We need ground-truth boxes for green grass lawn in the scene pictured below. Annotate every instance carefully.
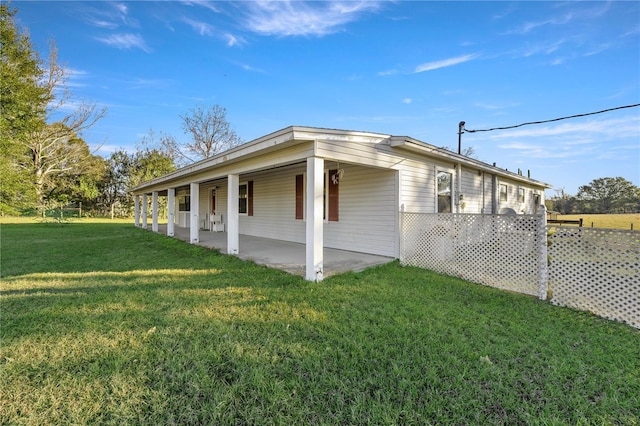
[1,222,638,425]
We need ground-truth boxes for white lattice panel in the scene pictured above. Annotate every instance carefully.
[548,227,640,329]
[400,213,546,297]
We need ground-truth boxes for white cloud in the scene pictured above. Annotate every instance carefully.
[83,2,138,29]
[95,33,151,52]
[402,98,412,104]
[183,18,215,36]
[241,0,384,37]
[180,0,221,13]
[486,115,640,159]
[509,13,574,35]
[65,68,90,88]
[378,69,399,76]
[114,3,128,15]
[486,116,640,141]
[414,53,480,73]
[225,33,246,47]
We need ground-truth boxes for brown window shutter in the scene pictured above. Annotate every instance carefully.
[248,181,254,216]
[295,174,304,220]
[328,169,339,221]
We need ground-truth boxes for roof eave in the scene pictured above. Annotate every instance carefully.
[389,136,552,189]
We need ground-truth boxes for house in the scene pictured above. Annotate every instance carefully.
[130,126,551,281]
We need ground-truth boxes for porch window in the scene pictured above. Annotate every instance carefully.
[518,187,525,203]
[178,196,190,212]
[238,181,254,216]
[437,171,452,213]
[500,184,508,202]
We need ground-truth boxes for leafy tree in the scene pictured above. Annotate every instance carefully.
[45,141,108,212]
[99,144,176,218]
[161,104,242,166]
[26,44,106,210]
[0,3,48,213]
[576,177,640,213]
[99,149,133,217]
[549,188,577,214]
[0,5,106,214]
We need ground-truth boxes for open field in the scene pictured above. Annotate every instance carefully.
[1,222,639,424]
[555,213,640,230]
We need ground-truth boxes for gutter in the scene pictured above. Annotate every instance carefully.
[388,136,552,189]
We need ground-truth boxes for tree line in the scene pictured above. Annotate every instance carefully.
[548,177,640,214]
[1,4,241,218]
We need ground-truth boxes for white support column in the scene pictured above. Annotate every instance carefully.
[142,194,148,229]
[167,188,175,237]
[151,191,159,232]
[134,195,140,227]
[227,174,239,255]
[190,183,200,244]
[306,157,324,281]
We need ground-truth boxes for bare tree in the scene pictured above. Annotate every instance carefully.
[178,104,242,162]
[441,144,477,158]
[25,42,106,208]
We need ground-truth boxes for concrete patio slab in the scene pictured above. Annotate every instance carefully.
[154,225,393,278]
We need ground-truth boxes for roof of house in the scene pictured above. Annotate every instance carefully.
[130,125,551,192]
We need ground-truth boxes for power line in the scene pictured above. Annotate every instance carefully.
[462,103,640,134]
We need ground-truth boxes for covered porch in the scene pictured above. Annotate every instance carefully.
[155,224,393,278]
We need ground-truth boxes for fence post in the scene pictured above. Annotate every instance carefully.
[537,204,549,300]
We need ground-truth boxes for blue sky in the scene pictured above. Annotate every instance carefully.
[15,0,640,196]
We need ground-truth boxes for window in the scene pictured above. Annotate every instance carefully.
[437,171,452,213]
[499,184,508,202]
[238,181,253,216]
[294,171,339,221]
[178,196,190,212]
[518,188,525,203]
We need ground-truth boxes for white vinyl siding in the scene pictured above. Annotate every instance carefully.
[235,163,397,257]
[239,164,306,243]
[323,164,396,257]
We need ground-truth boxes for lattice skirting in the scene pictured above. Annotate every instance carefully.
[400,213,544,297]
[548,227,640,329]
[400,212,639,329]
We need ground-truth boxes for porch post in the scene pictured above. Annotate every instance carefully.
[306,157,324,281]
[227,174,239,254]
[167,188,175,237]
[151,191,159,232]
[134,195,140,227]
[142,194,148,229]
[190,182,200,244]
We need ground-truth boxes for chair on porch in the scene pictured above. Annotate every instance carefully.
[210,214,224,232]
